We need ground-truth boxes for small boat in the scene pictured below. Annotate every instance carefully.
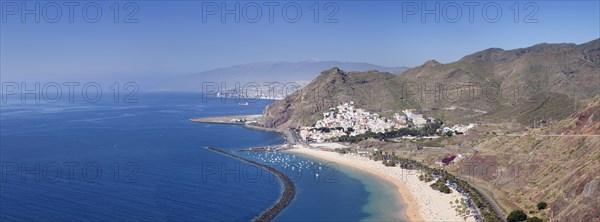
[238,102,249,106]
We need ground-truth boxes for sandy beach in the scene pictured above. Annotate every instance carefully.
[286,147,476,222]
[190,114,476,221]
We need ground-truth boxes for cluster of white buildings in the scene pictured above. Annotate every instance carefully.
[442,123,477,134]
[403,109,429,126]
[299,102,434,142]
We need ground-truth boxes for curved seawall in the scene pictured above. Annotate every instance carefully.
[206,147,295,222]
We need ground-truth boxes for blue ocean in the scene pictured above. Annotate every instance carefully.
[0,92,405,221]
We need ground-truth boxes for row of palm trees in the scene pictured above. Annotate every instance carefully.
[336,120,444,143]
[371,151,503,222]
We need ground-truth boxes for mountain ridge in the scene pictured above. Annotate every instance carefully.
[263,38,600,129]
[160,61,408,91]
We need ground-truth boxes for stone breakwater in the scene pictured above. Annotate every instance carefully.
[205,147,296,222]
[190,115,262,125]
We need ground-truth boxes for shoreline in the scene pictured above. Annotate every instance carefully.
[191,115,474,221]
[189,115,298,145]
[286,148,423,222]
[243,124,299,146]
[286,147,476,222]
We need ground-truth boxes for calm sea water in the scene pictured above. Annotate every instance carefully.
[0,92,405,221]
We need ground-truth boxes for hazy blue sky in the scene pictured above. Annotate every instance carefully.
[1,1,599,81]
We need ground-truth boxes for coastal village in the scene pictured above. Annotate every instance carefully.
[191,103,516,222]
[299,101,474,143]
[293,102,485,221]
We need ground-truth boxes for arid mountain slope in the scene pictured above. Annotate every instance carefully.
[397,39,599,124]
[457,98,599,222]
[263,68,415,128]
[263,39,600,129]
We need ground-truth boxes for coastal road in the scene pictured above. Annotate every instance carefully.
[477,186,506,222]
[464,176,507,222]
